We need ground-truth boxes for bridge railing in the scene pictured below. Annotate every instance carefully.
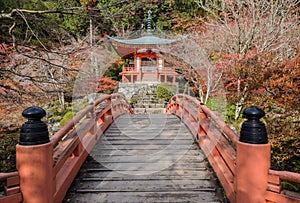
[166,94,300,203]
[0,171,21,203]
[267,169,300,202]
[0,93,133,203]
[166,94,237,202]
[51,93,133,202]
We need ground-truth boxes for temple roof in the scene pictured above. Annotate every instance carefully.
[107,34,181,47]
[107,10,186,51]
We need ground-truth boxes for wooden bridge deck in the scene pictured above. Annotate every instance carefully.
[63,114,224,202]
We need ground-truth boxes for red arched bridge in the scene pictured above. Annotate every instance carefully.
[0,94,299,203]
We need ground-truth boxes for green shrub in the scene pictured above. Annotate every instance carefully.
[156,84,176,101]
[59,111,74,128]
[130,96,137,104]
[0,131,19,172]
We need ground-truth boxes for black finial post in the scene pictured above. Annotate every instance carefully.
[240,106,268,144]
[20,106,50,145]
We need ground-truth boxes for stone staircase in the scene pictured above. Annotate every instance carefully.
[131,84,165,114]
[64,114,224,202]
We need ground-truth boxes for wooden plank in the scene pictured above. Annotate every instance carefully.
[91,155,205,163]
[80,169,210,178]
[267,183,282,193]
[4,186,20,196]
[89,159,204,164]
[6,176,19,187]
[281,190,300,199]
[98,139,193,145]
[105,129,189,135]
[91,144,196,150]
[84,167,208,172]
[0,193,22,203]
[266,191,300,203]
[103,133,191,139]
[268,174,280,185]
[88,149,201,156]
[269,169,300,184]
[200,119,236,175]
[81,162,209,171]
[73,179,216,191]
[75,188,216,193]
[0,172,18,182]
[200,139,235,202]
[64,191,220,203]
[53,118,93,158]
[103,134,191,139]
[81,176,211,181]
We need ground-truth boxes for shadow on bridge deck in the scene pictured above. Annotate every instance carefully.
[63,114,226,203]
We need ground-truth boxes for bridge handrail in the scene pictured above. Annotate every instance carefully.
[94,94,111,106]
[0,171,18,181]
[0,171,21,202]
[6,93,132,203]
[269,169,300,184]
[50,104,94,147]
[166,93,237,202]
[50,94,130,147]
[167,94,238,144]
[51,93,132,202]
[200,104,239,144]
[267,169,300,201]
[166,94,300,203]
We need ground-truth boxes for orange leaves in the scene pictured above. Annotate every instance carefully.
[114,58,124,66]
[221,50,300,116]
[261,55,300,107]
[80,0,97,7]
[96,77,118,94]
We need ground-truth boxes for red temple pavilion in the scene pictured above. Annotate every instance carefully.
[108,11,184,84]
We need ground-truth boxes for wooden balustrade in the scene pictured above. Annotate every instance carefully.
[165,94,300,203]
[51,93,133,202]
[0,171,21,203]
[121,66,177,83]
[165,94,237,202]
[267,170,300,202]
[0,93,133,203]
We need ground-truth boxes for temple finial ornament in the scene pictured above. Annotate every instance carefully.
[147,10,152,35]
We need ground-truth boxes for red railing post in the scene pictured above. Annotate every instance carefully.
[197,105,207,141]
[235,106,270,203]
[16,106,54,203]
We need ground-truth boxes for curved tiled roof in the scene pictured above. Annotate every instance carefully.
[107,34,182,46]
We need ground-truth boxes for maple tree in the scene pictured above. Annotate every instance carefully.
[96,77,118,94]
[252,55,299,172]
[195,0,299,119]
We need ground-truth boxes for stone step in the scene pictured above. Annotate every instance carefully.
[134,104,165,108]
[135,99,164,103]
[122,83,167,115]
[134,108,164,114]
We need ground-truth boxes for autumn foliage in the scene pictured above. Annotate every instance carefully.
[96,77,118,94]
[222,53,300,173]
